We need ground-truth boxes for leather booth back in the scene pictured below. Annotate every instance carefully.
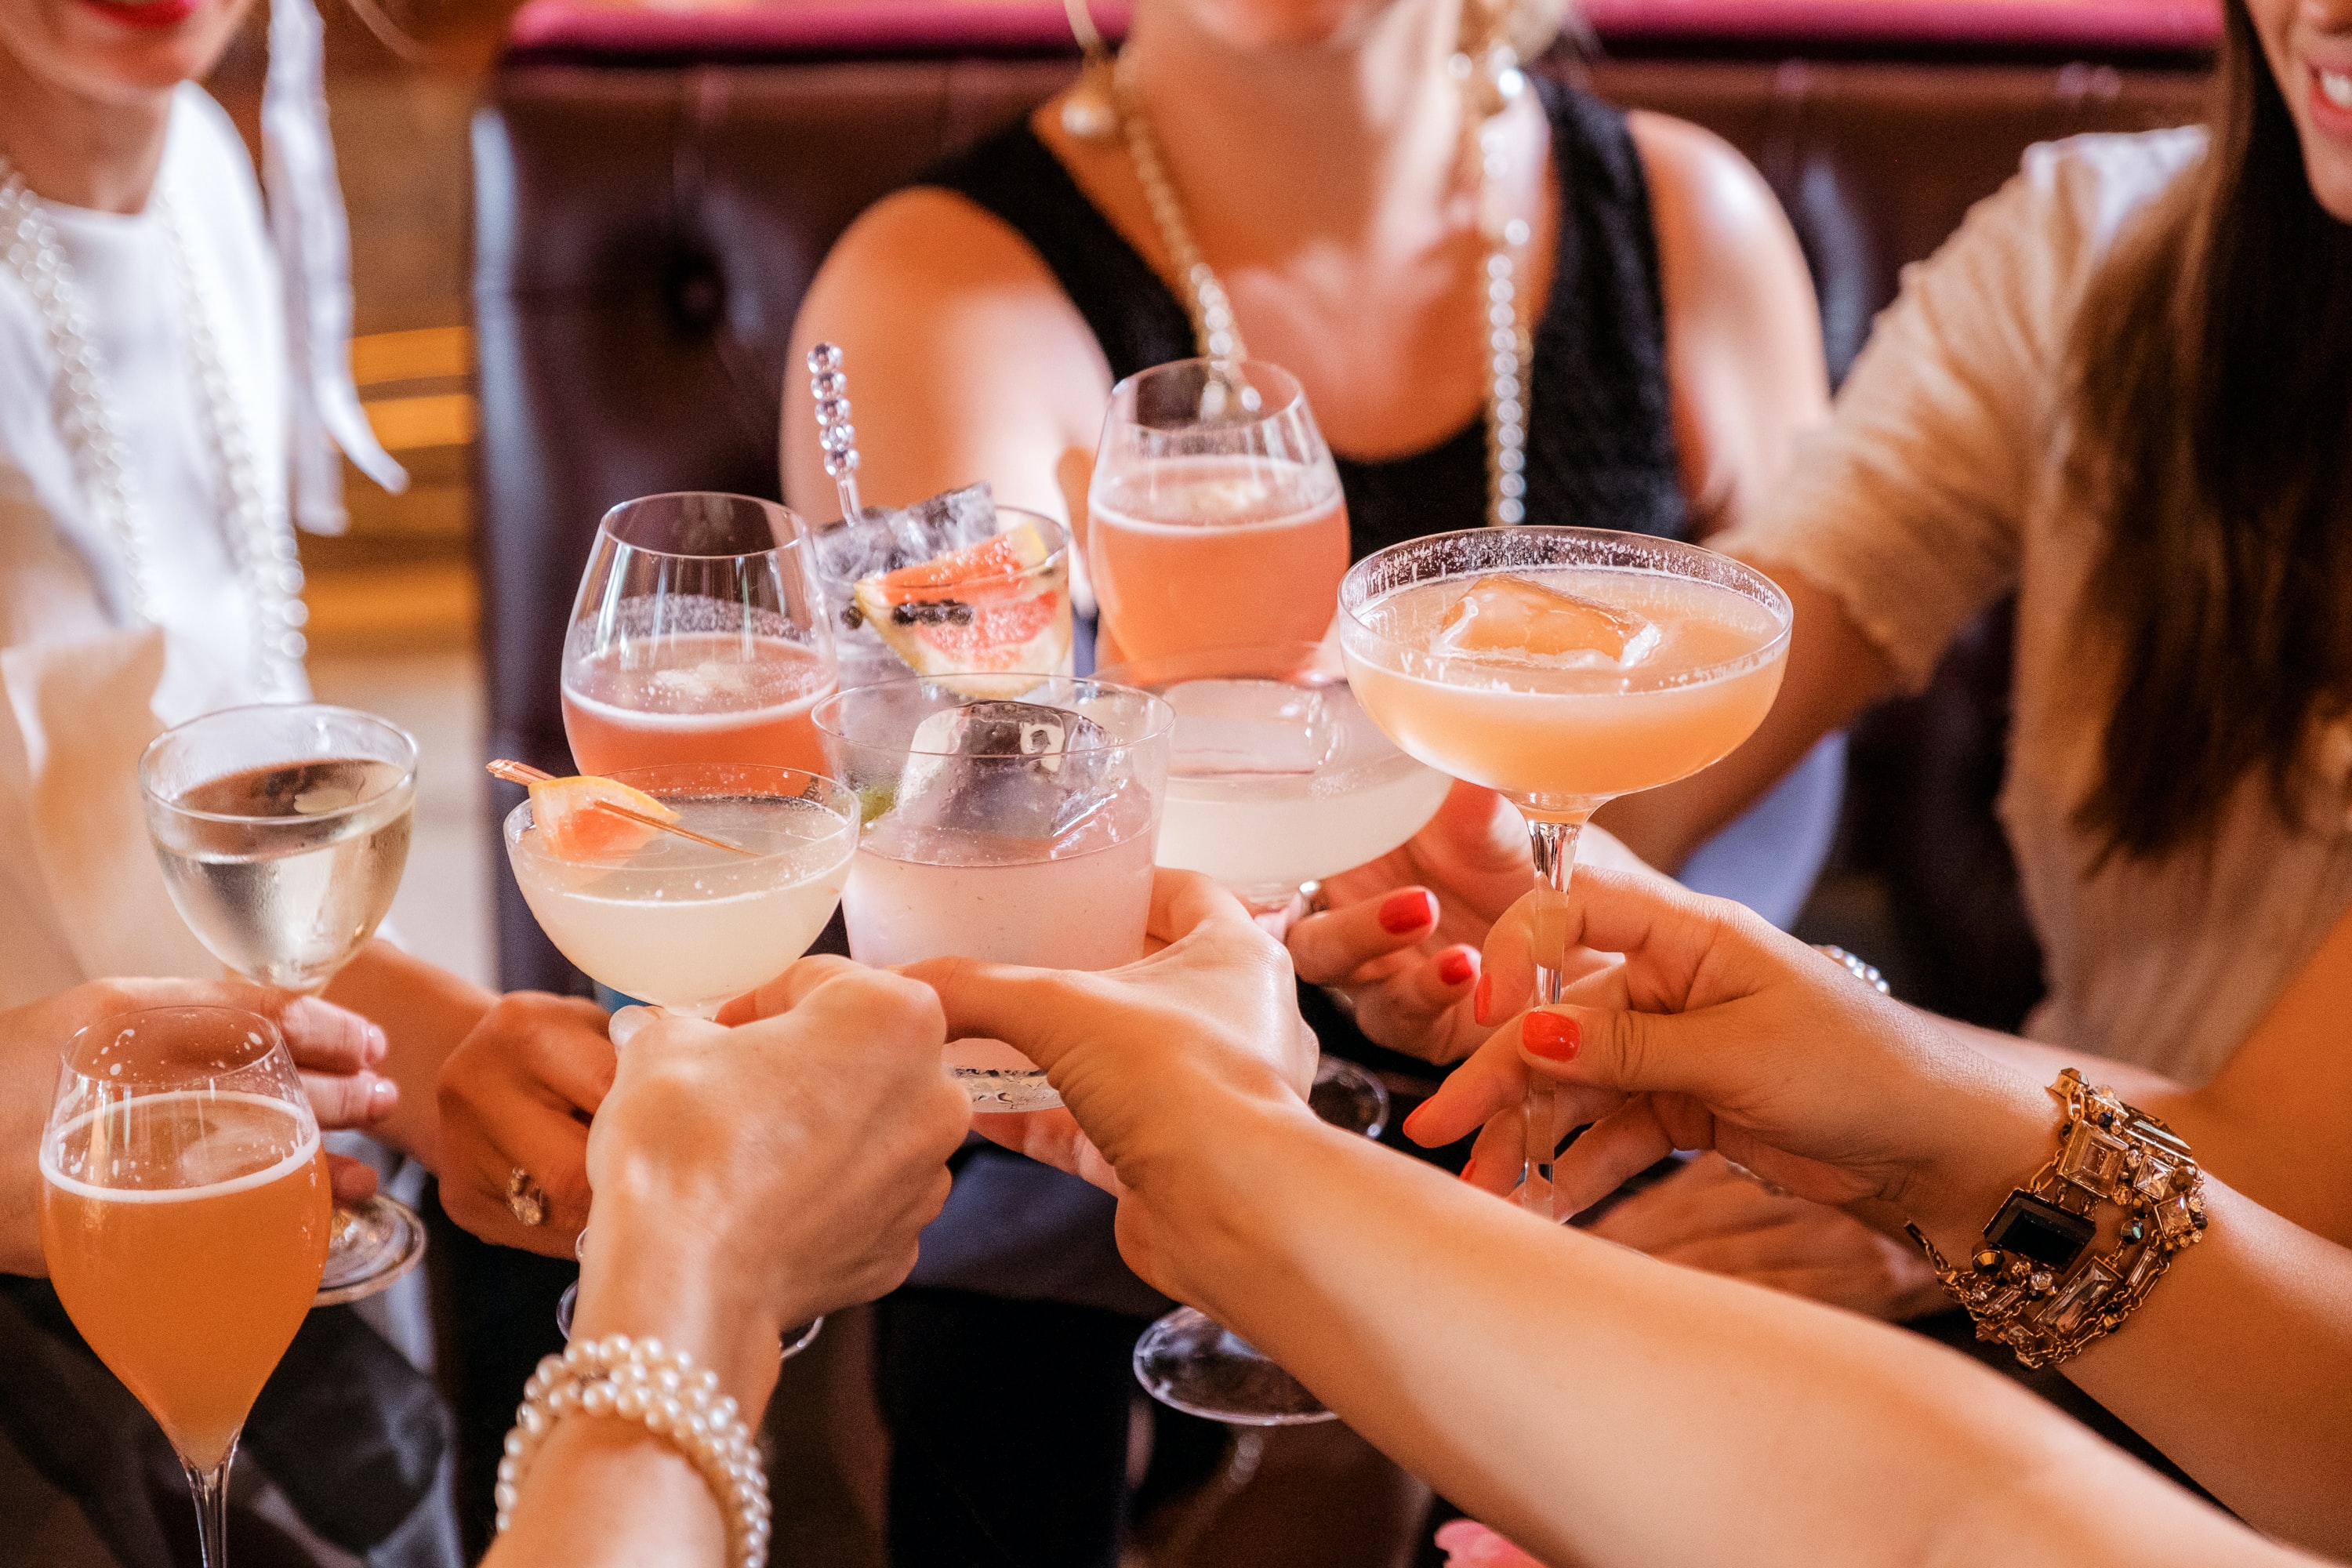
[473,45,2207,1009]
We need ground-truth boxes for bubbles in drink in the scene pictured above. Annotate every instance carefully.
[1165,679,1340,778]
[151,760,413,993]
[1436,574,1662,667]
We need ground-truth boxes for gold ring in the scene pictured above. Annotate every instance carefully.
[506,1166,548,1227]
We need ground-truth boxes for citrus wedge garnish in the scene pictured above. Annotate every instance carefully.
[528,775,680,860]
[853,521,1072,699]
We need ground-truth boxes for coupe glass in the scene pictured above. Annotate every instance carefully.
[1087,359,1349,662]
[561,492,837,775]
[815,674,1172,1111]
[503,760,860,1350]
[1340,528,1791,1217]
[41,1005,333,1566]
[139,703,425,1304]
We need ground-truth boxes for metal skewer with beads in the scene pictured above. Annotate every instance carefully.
[808,343,865,523]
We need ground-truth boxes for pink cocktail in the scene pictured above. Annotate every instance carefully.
[815,675,1172,1110]
[562,631,835,776]
[1087,359,1349,661]
[1341,528,1791,1215]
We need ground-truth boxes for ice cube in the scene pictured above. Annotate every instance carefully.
[1164,679,1338,778]
[1436,574,1661,666]
[809,483,1001,611]
[891,700,1120,842]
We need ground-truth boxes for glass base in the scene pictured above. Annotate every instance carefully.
[555,1283,823,1360]
[314,1194,429,1306]
[1308,1057,1389,1139]
[954,1065,1063,1111]
[1133,1307,1336,1426]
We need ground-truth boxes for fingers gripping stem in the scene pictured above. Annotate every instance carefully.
[1521,815,1585,1221]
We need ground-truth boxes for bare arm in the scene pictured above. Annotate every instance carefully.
[323,938,495,1174]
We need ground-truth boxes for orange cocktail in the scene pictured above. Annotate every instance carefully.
[40,1007,334,1566]
[1341,529,1792,1217]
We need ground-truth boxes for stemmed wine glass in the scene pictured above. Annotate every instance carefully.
[499,760,861,1353]
[41,1004,336,1566]
[1087,359,1351,662]
[561,492,837,776]
[1096,641,1443,1421]
[139,702,426,1302]
[1339,528,1792,1216]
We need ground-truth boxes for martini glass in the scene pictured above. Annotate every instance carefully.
[1087,359,1350,661]
[503,760,860,1349]
[139,702,426,1304]
[1339,528,1791,1218]
[1097,642,1439,1421]
[41,1005,333,1566]
[561,492,838,775]
[815,675,1171,1111]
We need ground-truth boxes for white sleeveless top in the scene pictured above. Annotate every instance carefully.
[0,85,306,1007]
[1719,128,2352,1088]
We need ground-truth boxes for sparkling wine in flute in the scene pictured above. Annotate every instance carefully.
[150,758,414,994]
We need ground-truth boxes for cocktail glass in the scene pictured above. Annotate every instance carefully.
[814,674,1172,1111]
[139,702,425,1305]
[1087,359,1350,662]
[504,760,860,1348]
[561,492,838,776]
[1339,528,1792,1218]
[809,505,1076,692]
[1097,641,1439,1421]
[42,1005,334,1566]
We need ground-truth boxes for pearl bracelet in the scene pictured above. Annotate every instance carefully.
[496,1333,771,1568]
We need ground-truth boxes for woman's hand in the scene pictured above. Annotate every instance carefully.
[576,968,970,1407]
[902,869,1320,1294]
[0,977,396,1273]
[434,993,618,1256]
[1407,869,2058,1262]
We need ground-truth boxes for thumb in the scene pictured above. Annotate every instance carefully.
[897,956,1083,1073]
[1522,1000,1711,1101]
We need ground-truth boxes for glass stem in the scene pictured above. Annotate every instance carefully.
[1521,813,1587,1221]
[185,1443,236,1568]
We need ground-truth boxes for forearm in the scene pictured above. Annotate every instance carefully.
[481,1420,726,1568]
[1149,1111,2264,1568]
[323,940,495,1173]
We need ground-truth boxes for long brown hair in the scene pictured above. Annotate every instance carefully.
[2068,0,2352,862]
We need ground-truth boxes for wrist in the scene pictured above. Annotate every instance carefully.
[1899,1065,2067,1263]
[574,1205,785,1415]
[1125,1094,1338,1310]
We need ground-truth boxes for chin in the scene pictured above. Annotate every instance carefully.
[2303,154,2352,224]
[1176,0,1398,52]
[5,0,249,102]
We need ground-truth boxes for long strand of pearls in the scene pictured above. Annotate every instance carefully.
[497,1333,771,1568]
[1098,37,1534,528]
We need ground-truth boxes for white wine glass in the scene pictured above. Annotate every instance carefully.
[139,702,426,1304]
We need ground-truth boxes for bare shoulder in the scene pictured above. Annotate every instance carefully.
[1624,111,1799,267]
[786,185,1109,513]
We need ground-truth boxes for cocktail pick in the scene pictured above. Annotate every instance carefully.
[808,343,866,523]
[485,759,757,858]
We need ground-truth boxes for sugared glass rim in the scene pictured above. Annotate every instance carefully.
[138,702,419,829]
[1338,525,1794,694]
[503,763,860,871]
[811,673,1174,756]
[805,503,1071,591]
[597,491,812,564]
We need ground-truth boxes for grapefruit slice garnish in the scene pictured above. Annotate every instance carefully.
[528,775,680,860]
[854,521,1073,698]
[1437,574,1661,666]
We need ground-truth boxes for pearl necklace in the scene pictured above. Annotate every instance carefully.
[0,157,310,697]
[1073,37,1535,527]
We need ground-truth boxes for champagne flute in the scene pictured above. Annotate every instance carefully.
[1340,528,1792,1216]
[1087,359,1350,662]
[561,492,838,775]
[139,702,426,1303]
[41,1004,334,1567]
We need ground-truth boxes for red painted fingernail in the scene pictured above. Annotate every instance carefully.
[1461,1156,1481,1184]
[1402,1101,1430,1141]
[1437,948,1477,987]
[1379,889,1438,935]
[1523,1011,1579,1060]
[1473,971,1494,1026]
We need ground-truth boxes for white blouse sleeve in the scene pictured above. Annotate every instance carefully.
[1713,129,2205,691]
